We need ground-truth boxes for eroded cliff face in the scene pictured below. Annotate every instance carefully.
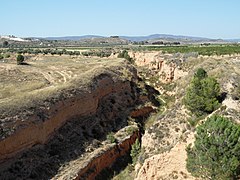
[130,51,199,180]
[129,51,187,83]
[75,130,140,180]
[0,76,133,161]
[133,53,240,180]
[0,63,151,179]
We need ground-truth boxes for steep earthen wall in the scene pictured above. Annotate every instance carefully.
[76,131,140,180]
[129,51,187,83]
[130,106,155,118]
[0,77,131,162]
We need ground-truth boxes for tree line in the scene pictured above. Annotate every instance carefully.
[0,48,114,57]
[184,68,240,179]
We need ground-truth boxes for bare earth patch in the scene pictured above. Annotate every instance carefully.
[136,133,196,180]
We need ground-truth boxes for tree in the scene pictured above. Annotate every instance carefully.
[118,50,134,63]
[184,68,220,116]
[3,41,9,47]
[186,115,240,179]
[16,54,25,65]
[194,68,207,79]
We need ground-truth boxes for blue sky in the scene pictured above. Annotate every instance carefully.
[0,0,239,38]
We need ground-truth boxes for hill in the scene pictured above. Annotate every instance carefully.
[42,34,234,43]
[1,34,239,45]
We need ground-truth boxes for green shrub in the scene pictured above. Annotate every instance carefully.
[186,115,240,179]
[16,54,25,65]
[184,68,220,116]
[81,50,111,57]
[5,54,10,58]
[130,139,141,164]
[187,115,206,127]
[118,50,134,63]
[107,132,117,143]
[126,126,137,135]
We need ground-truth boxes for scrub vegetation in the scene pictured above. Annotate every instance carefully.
[187,115,240,180]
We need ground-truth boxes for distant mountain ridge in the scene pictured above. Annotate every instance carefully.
[43,34,240,43]
[120,34,210,42]
[44,35,104,41]
[1,34,239,43]
[227,39,240,42]
[43,34,211,42]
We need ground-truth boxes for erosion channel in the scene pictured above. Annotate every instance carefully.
[0,59,160,180]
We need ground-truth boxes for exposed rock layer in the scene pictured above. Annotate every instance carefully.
[0,62,153,180]
[129,51,187,83]
[0,76,133,162]
[133,54,240,180]
[76,131,140,180]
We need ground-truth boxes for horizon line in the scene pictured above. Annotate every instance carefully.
[1,33,239,40]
